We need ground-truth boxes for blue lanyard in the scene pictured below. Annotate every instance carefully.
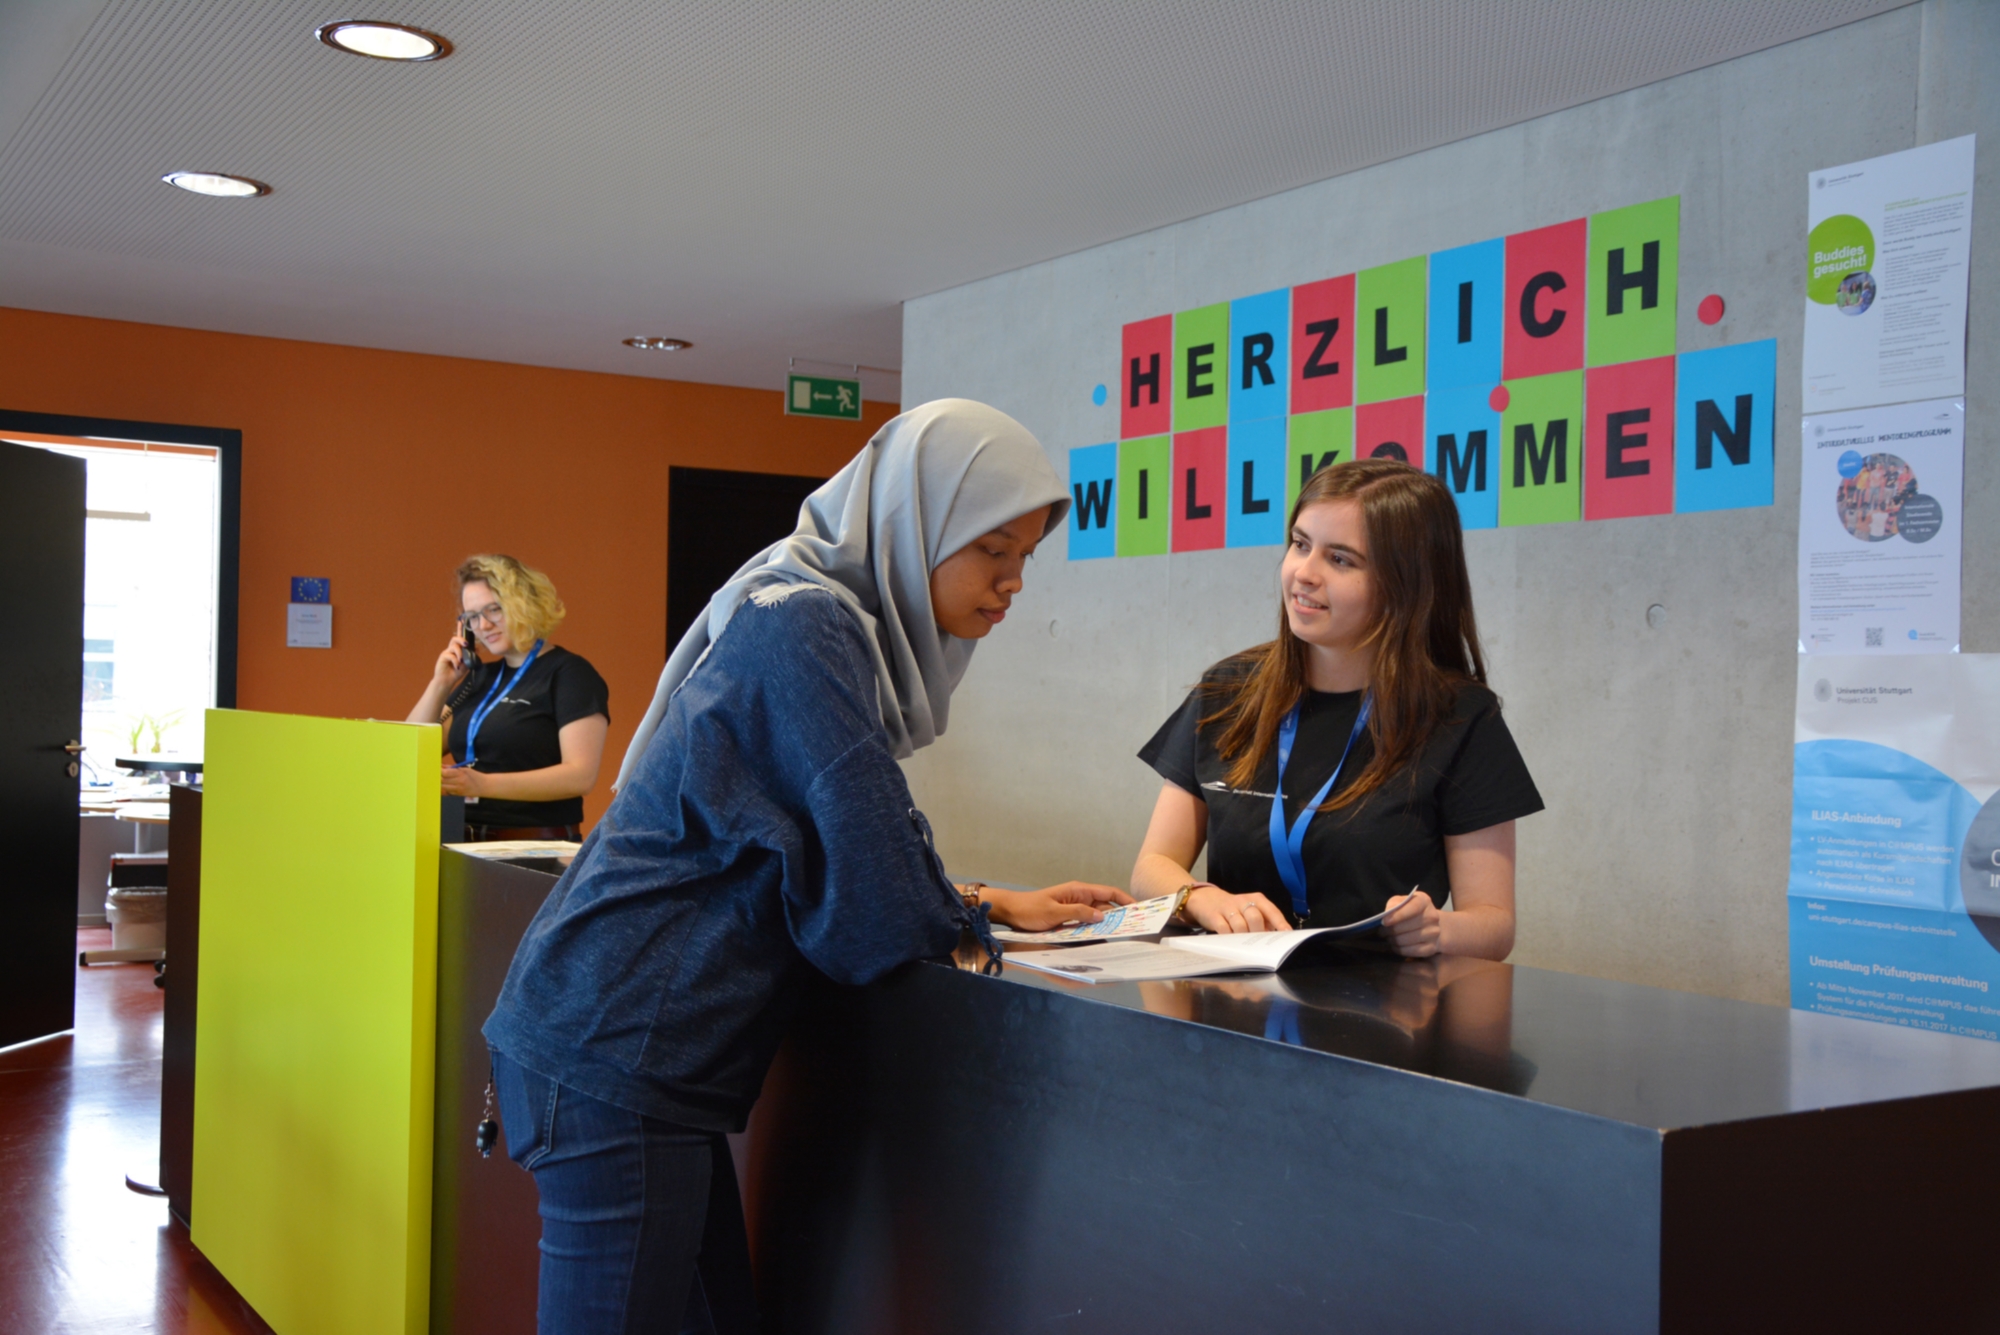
[461,639,542,768]
[1268,692,1371,921]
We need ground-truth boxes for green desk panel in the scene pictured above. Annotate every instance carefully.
[193,710,441,1335]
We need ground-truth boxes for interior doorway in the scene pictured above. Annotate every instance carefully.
[0,409,239,1047]
[667,466,826,653]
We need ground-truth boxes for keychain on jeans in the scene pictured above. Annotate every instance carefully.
[476,1079,499,1158]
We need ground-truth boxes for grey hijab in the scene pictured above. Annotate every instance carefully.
[613,398,1070,789]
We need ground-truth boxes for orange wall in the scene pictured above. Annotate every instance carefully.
[0,305,896,827]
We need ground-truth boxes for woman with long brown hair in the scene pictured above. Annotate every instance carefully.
[1131,459,1540,958]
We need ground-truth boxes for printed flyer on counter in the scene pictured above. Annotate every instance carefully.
[1790,655,2000,1041]
[1802,134,1974,413]
[1797,397,1961,654]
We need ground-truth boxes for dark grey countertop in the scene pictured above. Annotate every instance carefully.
[968,938,2000,1130]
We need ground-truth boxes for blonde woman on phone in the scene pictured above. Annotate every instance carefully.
[407,554,608,841]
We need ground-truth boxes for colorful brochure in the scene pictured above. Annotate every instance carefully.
[991,893,1180,943]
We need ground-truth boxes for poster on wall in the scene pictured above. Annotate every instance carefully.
[1790,655,2000,1041]
[1797,397,1962,654]
[1802,135,1975,414]
[1072,193,1780,559]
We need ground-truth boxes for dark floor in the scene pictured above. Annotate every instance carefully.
[0,929,273,1334]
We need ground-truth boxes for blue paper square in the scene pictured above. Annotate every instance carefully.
[1229,288,1289,424]
[1426,238,1504,392]
[1676,340,1775,513]
[1425,386,1500,529]
[1067,442,1118,559]
[1227,418,1287,547]
[290,577,330,604]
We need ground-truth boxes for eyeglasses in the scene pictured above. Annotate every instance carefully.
[460,603,505,629]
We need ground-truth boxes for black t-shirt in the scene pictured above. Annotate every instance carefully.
[445,644,609,829]
[1138,662,1543,928]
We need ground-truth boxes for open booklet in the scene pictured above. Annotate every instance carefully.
[1001,902,1402,984]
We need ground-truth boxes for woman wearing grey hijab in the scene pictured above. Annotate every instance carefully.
[484,399,1129,1335]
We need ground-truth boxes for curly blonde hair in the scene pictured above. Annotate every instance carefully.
[456,554,566,651]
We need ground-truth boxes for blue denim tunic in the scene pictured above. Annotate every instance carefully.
[483,587,978,1132]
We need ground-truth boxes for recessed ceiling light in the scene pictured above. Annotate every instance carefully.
[161,171,271,198]
[624,337,693,352]
[316,20,452,62]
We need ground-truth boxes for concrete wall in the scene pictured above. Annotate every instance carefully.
[900,1,1998,1006]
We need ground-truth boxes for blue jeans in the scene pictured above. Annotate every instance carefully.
[492,1050,757,1335]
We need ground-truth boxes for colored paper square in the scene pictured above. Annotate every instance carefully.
[1288,408,1353,512]
[1584,357,1676,519]
[1499,371,1584,526]
[1066,442,1117,559]
[1116,436,1171,556]
[1356,395,1426,472]
[1355,257,1427,405]
[1588,197,1679,367]
[1173,304,1229,432]
[1229,289,1289,423]
[1504,218,1587,380]
[1121,315,1172,439]
[1427,386,1500,530]
[1172,427,1229,551]
[1676,340,1776,513]
[1290,274,1354,414]
[1427,238,1505,392]
[289,576,330,604]
[1226,417,1287,548]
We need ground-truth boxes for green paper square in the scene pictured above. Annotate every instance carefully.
[1173,304,1229,431]
[1355,257,1427,404]
[1288,409,1353,513]
[1117,435,1172,555]
[1499,372,1583,526]
[1587,196,1679,366]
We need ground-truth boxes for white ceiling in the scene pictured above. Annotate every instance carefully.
[0,0,1914,397]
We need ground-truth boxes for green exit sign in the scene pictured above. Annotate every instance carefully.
[786,374,862,420]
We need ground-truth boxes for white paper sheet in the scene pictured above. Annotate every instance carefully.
[1802,136,1975,414]
[446,839,581,862]
[1002,939,1267,983]
[1798,397,1962,654]
[285,602,333,648]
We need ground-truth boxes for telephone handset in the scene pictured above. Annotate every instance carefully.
[444,621,481,713]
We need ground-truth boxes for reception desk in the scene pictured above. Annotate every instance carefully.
[430,847,562,1335]
[168,790,2000,1333]
[161,825,558,1335]
[745,941,2000,1334]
